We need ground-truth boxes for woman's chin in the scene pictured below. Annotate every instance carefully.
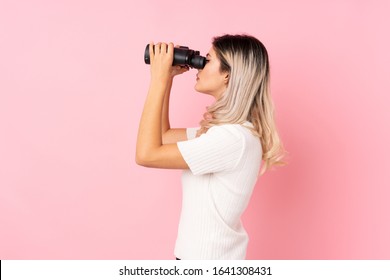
[194,84,215,98]
[194,83,203,93]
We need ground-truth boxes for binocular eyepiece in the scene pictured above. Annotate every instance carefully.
[144,44,206,69]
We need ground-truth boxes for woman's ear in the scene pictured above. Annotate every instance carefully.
[224,73,229,84]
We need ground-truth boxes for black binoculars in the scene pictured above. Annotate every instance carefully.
[144,44,206,69]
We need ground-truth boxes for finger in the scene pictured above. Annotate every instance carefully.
[168,42,174,55]
[200,119,208,126]
[203,112,212,120]
[149,41,154,62]
[155,42,161,54]
[173,65,188,73]
[160,42,167,54]
[180,66,190,73]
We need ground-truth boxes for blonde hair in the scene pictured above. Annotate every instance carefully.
[200,34,287,175]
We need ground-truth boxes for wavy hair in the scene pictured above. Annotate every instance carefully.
[200,34,287,175]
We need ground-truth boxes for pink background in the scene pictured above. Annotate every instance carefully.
[1,0,389,259]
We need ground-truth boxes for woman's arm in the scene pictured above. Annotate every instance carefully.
[135,42,189,169]
[161,76,187,144]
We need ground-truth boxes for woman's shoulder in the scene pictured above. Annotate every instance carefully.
[208,121,255,139]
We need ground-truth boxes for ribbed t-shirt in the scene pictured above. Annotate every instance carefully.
[174,122,262,259]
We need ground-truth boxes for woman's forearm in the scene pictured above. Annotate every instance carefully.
[162,77,173,134]
[136,81,168,162]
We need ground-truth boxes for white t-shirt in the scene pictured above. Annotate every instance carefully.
[174,122,262,259]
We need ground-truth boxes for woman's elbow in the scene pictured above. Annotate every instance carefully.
[135,152,147,166]
[135,151,154,167]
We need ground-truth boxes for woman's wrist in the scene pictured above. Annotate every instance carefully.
[150,77,169,89]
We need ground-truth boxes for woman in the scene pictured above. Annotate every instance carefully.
[136,34,286,259]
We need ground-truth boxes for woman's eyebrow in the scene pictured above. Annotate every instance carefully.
[206,53,211,57]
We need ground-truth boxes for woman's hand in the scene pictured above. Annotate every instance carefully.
[170,64,190,78]
[196,111,213,137]
[149,42,189,83]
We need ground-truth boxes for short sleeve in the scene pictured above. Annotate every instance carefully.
[177,125,244,175]
[186,127,199,140]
